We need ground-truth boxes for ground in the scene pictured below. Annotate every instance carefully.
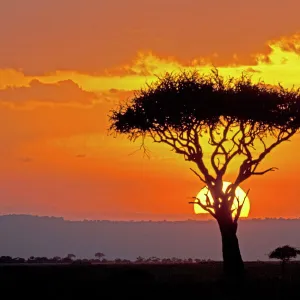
[1,262,300,299]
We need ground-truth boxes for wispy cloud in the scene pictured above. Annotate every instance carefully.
[0,79,97,108]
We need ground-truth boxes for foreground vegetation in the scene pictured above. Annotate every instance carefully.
[1,262,300,299]
[1,244,298,266]
[0,254,212,265]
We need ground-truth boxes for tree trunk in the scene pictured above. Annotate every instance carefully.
[281,260,286,278]
[218,219,244,277]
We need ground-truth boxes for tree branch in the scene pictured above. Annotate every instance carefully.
[189,196,216,218]
[252,167,278,175]
[234,128,296,185]
[190,168,206,183]
[128,135,151,158]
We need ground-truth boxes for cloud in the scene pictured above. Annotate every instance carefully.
[0,33,299,103]
[245,67,261,73]
[99,89,135,104]
[0,0,299,75]
[270,33,300,54]
[0,79,97,107]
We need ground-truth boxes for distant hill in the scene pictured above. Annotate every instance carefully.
[0,214,299,261]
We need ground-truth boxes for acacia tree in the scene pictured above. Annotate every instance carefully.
[269,245,300,276]
[109,70,300,276]
[95,252,105,260]
[67,254,76,260]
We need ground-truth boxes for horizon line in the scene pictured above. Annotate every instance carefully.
[1,213,300,222]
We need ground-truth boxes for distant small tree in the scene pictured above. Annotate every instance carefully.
[67,254,76,260]
[161,258,171,264]
[171,257,181,263]
[13,257,25,263]
[114,258,122,263]
[187,258,194,263]
[0,256,13,263]
[269,245,300,276]
[135,256,145,263]
[40,257,48,263]
[95,252,105,260]
[53,256,61,263]
[28,256,35,263]
[150,256,160,263]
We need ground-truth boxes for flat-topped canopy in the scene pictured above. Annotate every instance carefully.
[109,71,300,134]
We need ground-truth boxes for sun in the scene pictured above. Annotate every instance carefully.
[194,181,250,218]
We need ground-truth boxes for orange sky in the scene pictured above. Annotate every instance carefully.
[1,0,300,220]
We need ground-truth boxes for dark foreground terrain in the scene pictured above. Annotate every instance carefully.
[1,262,300,299]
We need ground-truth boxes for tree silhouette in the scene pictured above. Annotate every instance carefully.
[67,254,76,260]
[53,256,61,263]
[109,70,300,276]
[269,245,300,277]
[95,252,105,260]
[135,256,145,263]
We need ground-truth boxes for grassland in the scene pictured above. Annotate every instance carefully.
[1,262,300,299]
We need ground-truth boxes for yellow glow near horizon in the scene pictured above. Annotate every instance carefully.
[194,181,250,218]
[0,33,299,95]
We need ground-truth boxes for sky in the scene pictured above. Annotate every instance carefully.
[0,0,300,220]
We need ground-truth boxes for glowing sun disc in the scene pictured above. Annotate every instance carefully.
[194,181,250,218]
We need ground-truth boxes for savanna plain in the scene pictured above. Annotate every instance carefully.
[1,262,300,299]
